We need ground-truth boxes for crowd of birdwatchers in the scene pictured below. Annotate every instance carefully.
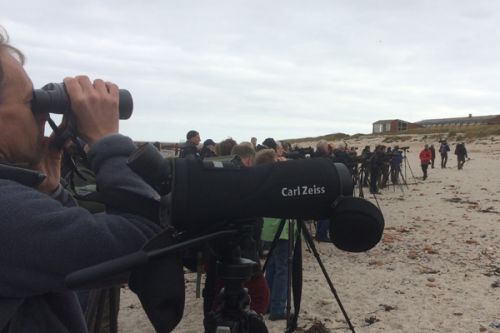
[147,129,471,323]
[171,130,470,192]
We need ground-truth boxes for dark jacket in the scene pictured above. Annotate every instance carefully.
[370,150,384,170]
[439,143,450,155]
[454,144,468,157]
[430,146,436,159]
[0,135,161,333]
[200,147,217,159]
[179,142,200,159]
[390,150,403,167]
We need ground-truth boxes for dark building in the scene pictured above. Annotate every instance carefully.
[372,119,421,134]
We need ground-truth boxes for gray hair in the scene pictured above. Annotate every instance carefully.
[0,26,25,97]
[316,139,329,151]
[255,149,277,165]
[231,142,255,159]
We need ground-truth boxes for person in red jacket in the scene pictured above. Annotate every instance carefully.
[419,144,433,180]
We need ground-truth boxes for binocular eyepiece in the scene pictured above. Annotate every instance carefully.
[31,82,133,120]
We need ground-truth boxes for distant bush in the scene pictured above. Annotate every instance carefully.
[350,133,366,139]
[382,135,412,143]
[286,132,351,144]
[284,124,500,144]
[464,125,500,138]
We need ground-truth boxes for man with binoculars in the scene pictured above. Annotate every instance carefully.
[0,28,161,332]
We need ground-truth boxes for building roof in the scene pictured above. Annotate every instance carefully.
[415,114,500,126]
[372,119,412,125]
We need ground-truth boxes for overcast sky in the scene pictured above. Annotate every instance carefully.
[2,1,500,143]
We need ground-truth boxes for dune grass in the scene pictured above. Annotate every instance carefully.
[284,124,500,145]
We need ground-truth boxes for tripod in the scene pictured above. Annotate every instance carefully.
[401,149,418,184]
[204,224,268,333]
[389,164,408,195]
[204,253,268,333]
[263,219,357,333]
[352,163,381,211]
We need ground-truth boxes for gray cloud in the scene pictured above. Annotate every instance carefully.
[2,0,500,143]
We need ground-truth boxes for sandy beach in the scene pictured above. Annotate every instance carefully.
[118,134,500,333]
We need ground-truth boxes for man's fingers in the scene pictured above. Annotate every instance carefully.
[93,79,107,93]
[104,81,119,99]
[76,75,93,93]
[63,77,83,99]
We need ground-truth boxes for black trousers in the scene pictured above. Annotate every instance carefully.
[421,164,429,180]
[440,154,448,168]
[370,168,379,193]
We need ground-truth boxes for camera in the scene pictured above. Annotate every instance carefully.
[31,82,133,119]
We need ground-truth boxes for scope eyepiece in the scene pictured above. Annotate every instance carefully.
[31,82,133,120]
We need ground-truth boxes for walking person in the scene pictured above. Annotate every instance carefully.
[455,142,468,170]
[439,140,450,168]
[430,144,436,168]
[419,144,432,180]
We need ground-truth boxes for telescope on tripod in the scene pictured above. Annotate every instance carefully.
[65,143,385,333]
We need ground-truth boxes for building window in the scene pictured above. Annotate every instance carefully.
[385,123,391,132]
[373,124,384,133]
[398,121,408,131]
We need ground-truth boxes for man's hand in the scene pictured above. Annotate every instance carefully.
[64,76,119,146]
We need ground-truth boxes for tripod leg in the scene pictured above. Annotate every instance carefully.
[399,171,409,190]
[286,220,294,322]
[358,168,365,198]
[364,177,382,212]
[405,158,418,184]
[297,220,356,333]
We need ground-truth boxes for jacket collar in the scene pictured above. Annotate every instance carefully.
[0,162,46,188]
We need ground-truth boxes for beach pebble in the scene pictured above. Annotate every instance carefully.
[490,319,500,329]
[408,251,419,259]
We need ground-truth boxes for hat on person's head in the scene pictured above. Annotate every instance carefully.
[186,130,199,140]
[262,138,277,150]
[203,139,216,147]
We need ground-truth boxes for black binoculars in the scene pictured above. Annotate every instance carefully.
[31,82,133,119]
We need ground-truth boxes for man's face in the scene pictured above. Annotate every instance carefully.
[276,145,284,157]
[241,155,254,167]
[0,51,45,164]
[191,134,201,146]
